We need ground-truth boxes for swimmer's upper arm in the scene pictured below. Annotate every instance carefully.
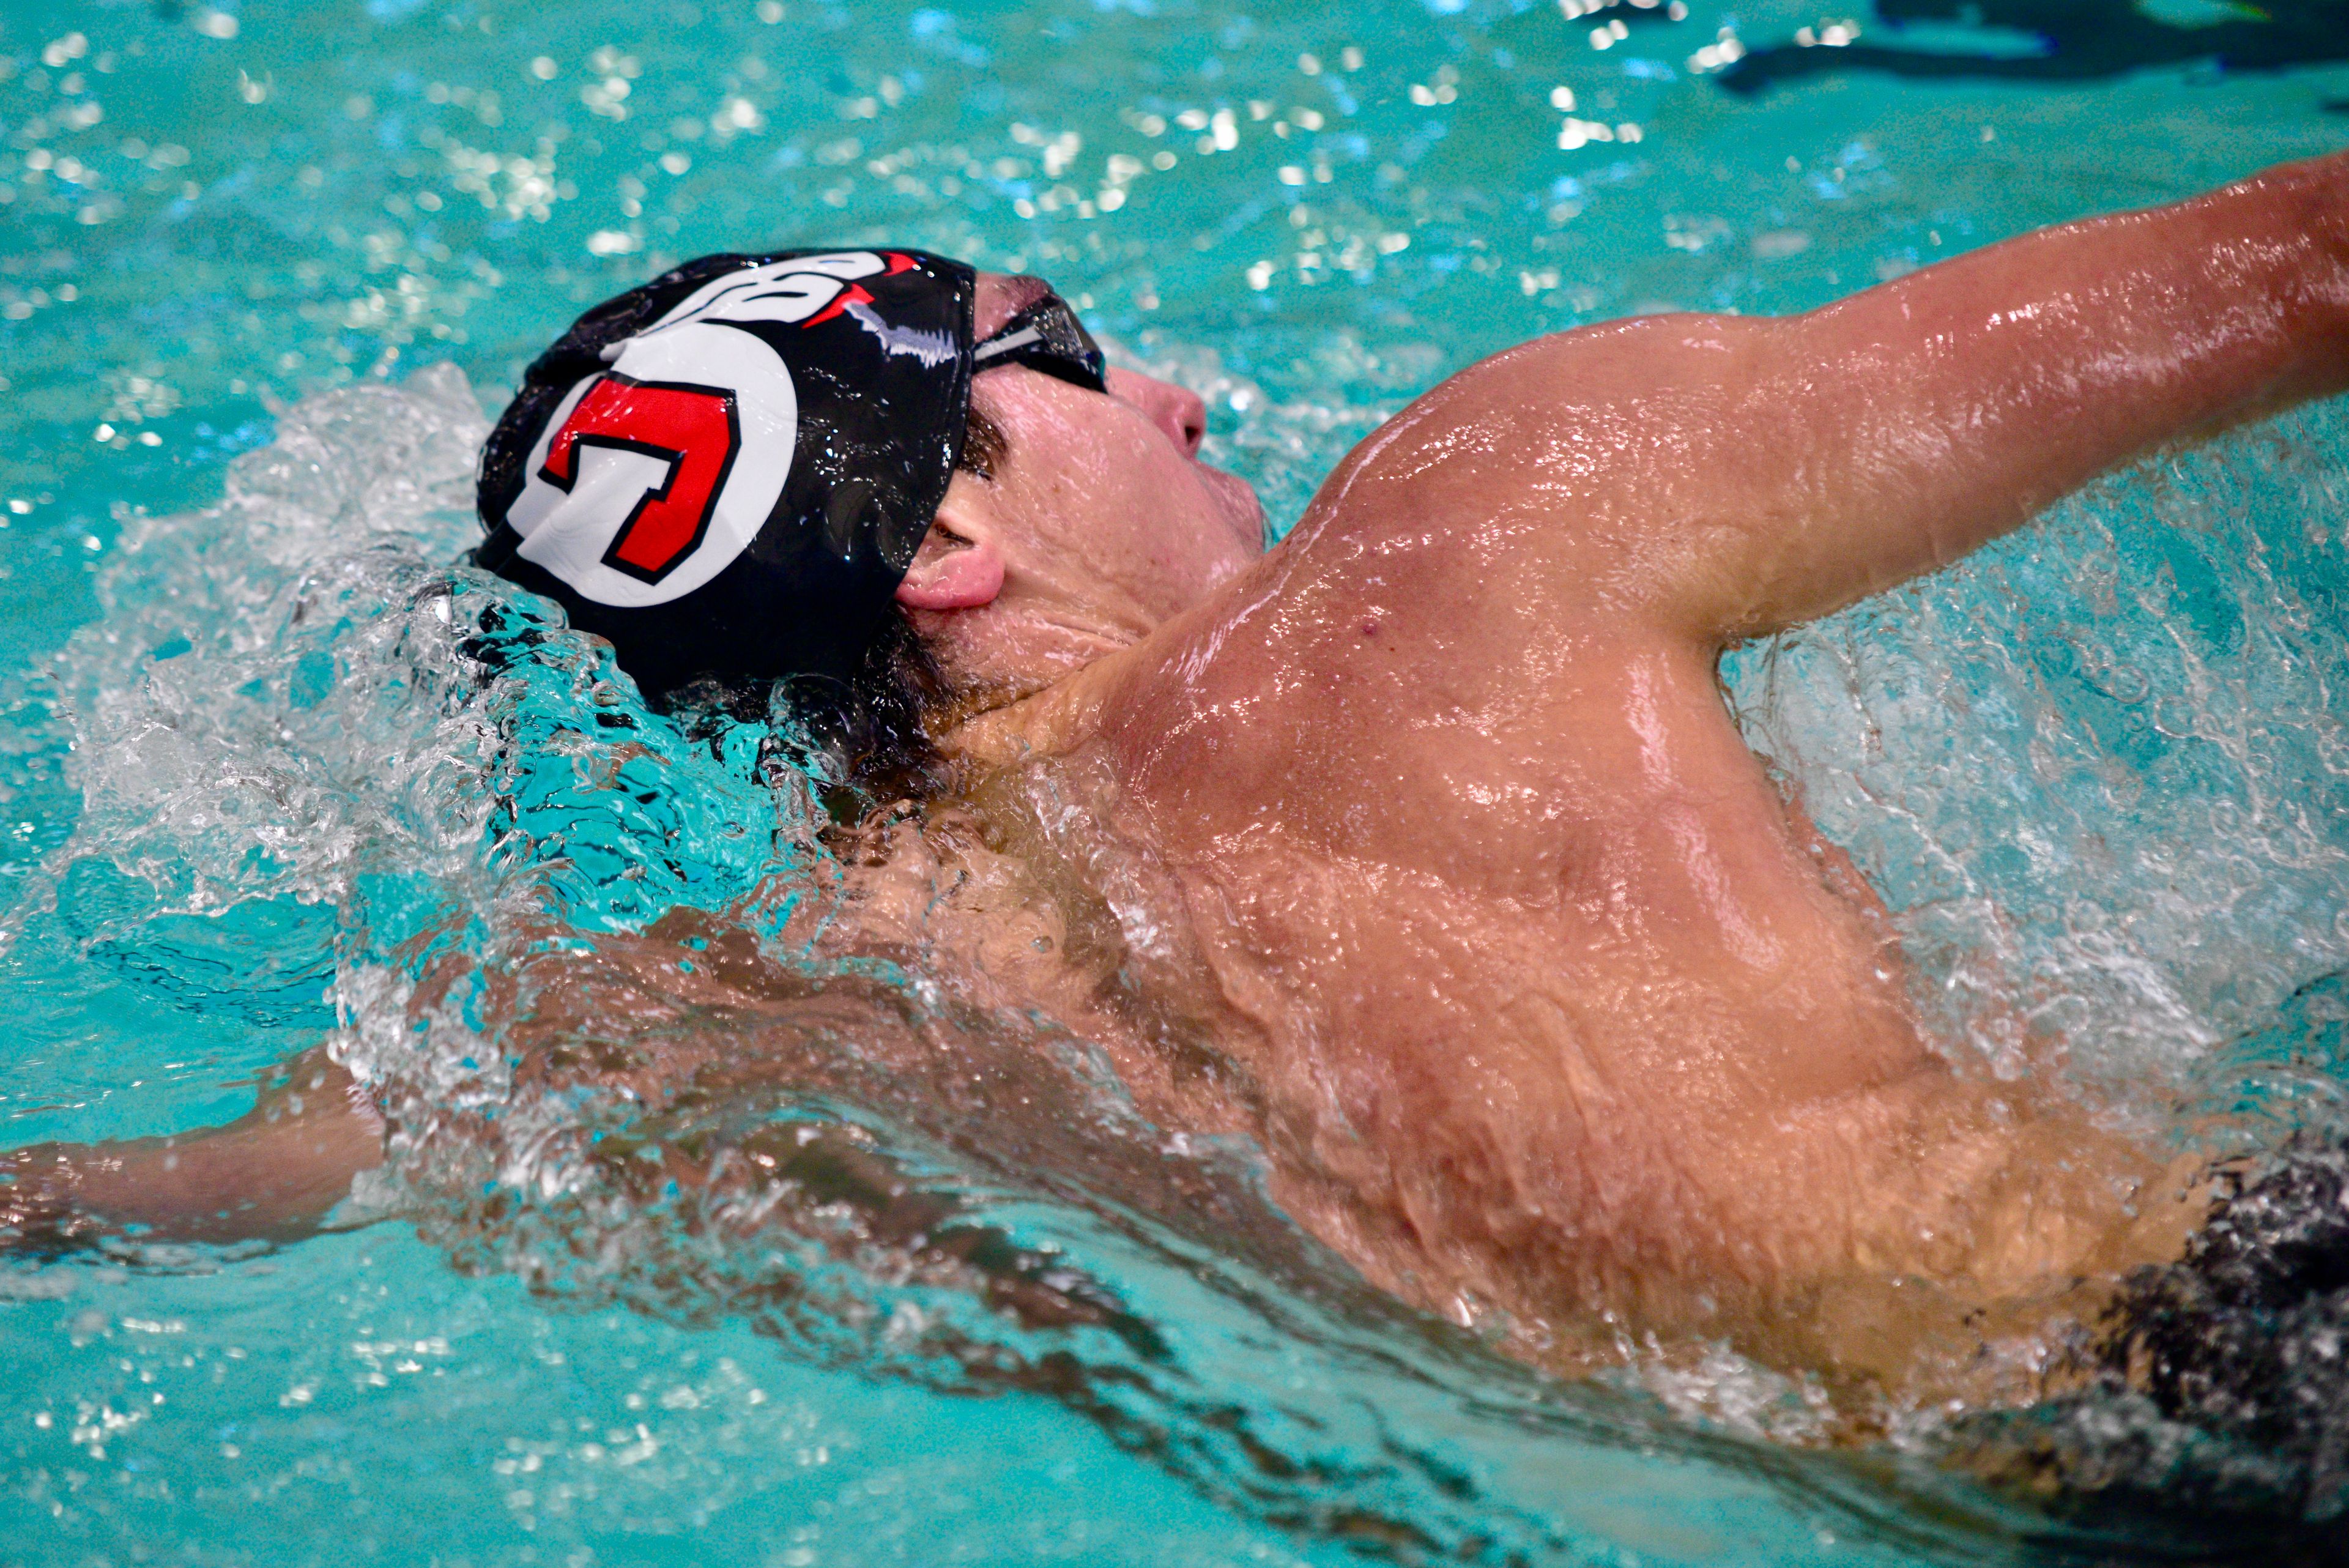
[1658,150,2349,642]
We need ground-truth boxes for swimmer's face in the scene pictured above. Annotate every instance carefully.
[893,271,1266,703]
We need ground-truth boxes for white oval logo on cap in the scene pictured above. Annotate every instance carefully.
[502,251,889,608]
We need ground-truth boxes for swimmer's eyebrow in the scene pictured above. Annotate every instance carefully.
[976,274,1055,338]
[1001,275,1054,312]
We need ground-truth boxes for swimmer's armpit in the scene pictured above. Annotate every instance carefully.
[0,1047,385,1253]
[1683,149,2349,639]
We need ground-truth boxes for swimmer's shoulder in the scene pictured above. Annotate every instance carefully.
[1278,310,1783,556]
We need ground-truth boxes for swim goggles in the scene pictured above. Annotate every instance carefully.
[970,289,1108,393]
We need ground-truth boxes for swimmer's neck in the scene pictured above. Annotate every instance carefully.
[935,666,1115,766]
[927,599,1204,767]
[929,530,1302,765]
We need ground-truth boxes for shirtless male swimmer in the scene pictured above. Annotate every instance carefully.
[7,151,2349,1406]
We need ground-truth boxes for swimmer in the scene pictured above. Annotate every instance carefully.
[10,151,2349,1411]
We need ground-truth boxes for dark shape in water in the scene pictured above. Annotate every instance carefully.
[1717,0,2349,96]
[2098,1133,2349,1514]
[1943,1124,2349,1559]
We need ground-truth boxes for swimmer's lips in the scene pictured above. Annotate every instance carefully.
[536,374,743,584]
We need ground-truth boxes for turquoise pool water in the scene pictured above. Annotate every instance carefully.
[4,0,2349,1562]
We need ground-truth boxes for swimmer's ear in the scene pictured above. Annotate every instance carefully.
[894,515,1004,611]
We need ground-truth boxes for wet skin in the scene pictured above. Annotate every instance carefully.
[10,153,2349,1406]
[886,151,2349,1384]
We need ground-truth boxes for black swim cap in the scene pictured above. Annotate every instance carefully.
[475,248,980,696]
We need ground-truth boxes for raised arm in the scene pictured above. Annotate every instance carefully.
[1682,149,2349,639]
[0,1048,383,1250]
[1366,150,2349,649]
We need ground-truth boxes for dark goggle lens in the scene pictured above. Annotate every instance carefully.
[970,292,1108,393]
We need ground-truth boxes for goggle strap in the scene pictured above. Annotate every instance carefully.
[971,325,1046,365]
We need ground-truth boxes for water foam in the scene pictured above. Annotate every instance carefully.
[1726,403,2349,1140]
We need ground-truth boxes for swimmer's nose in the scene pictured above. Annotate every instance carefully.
[1107,368,1207,458]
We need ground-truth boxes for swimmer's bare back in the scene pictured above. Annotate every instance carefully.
[938,150,2349,1375]
[10,154,2346,1400]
